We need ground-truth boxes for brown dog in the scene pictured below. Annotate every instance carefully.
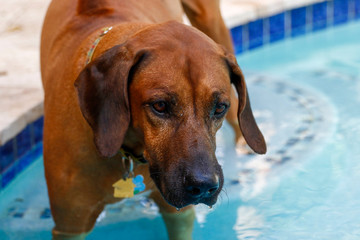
[40,0,266,239]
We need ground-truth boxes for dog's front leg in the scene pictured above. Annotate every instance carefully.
[161,208,196,240]
[151,190,195,240]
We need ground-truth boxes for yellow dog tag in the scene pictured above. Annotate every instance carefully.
[113,178,136,198]
[112,175,145,198]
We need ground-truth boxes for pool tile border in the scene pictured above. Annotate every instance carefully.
[312,2,328,31]
[1,0,360,192]
[231,0,360,54]
[1,118,43,189]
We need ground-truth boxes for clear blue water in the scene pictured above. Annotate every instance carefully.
[1,20,360,239]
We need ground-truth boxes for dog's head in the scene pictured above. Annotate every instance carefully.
[75,21,266,208]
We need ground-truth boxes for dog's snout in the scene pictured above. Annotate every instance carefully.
[185,173,220,199]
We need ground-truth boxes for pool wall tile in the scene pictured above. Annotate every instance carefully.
[16,125,32,158]
[33,116,44,145]
[291,7,307,37]
[248,19,264,49]
[333,0,349,25]
[312,2,328,31]
[355,0,360,18]
[1,143,42,189]
[0,139,15,174]
[0,116,43,190]
[262,18,270,44]
[230,26,243,54]
[269,13,285,42]
[284,11,293,38]
[229,0,360,51]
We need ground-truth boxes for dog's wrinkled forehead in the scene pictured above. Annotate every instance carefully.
[128,21,230,91]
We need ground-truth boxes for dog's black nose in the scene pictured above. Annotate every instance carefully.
[185,173,220,199]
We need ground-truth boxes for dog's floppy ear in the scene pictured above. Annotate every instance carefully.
[225,53,267,154]
[74,44,145,158]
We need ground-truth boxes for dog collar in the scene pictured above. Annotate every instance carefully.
[85,26,113,65]
[119,148,147,167]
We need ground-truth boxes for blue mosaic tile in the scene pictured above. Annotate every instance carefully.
[291,7,307,37]
[293,88,304,95]
[334,0,349,25]
[16,125,32,158]
[1,143,42,189]
[286,138,300,147]
[296,126,308,134]
[313,2,328,31]
[13,212,25,218]
[230,26,243,54]
[7,200,26,218]
[0,139,15,174]
[304,135,315,142]
[229,179,240,185]
[277,149,287,155]
[40,208,52,219]
[281,156,292,163]
[248,19,264,49]
[269,13,285,42]
[33,116,44,144]
[355,0,360,18]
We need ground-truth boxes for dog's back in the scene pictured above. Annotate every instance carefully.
[40,0,183,87]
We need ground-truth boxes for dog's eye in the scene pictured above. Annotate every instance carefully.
[214,103,228,116]
[152,101,167,114]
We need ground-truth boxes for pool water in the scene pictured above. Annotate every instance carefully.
[1,20,360,239]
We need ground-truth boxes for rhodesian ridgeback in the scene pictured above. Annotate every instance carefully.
[40,0,266,239]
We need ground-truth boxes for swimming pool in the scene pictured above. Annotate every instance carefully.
[1,15,360,240]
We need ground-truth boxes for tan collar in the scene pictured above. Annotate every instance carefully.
[118,148,147,179]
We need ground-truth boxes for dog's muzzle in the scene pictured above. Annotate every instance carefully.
[150,160,224,209]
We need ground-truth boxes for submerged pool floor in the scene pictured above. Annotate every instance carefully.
[1,21,360,240]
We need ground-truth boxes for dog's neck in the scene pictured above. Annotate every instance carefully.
[85,26,113,65]
[83,22,152,65]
